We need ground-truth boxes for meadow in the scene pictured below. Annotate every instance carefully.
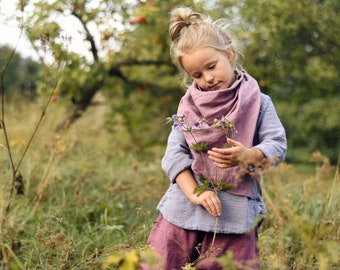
[0,98,339,269]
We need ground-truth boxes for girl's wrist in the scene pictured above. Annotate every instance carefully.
[247,147,265,163]
[189,193,200,205]
[244,148,265,173]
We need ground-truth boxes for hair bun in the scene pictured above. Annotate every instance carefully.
[169,7,202,42]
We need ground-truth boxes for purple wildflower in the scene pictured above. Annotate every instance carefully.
[171,114,178,122]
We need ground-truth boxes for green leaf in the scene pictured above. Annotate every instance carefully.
[194,179,209,196]
[190,142,208,153]
[194,177,235,196]
[215,182,235,191]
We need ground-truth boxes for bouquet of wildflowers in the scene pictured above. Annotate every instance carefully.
[167,114,238,196]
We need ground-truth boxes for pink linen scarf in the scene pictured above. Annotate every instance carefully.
[177,71,261,197]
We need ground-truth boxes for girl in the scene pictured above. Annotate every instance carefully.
[146,6,287,270]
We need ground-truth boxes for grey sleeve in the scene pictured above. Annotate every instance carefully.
[253,94,287,163]
[161,128,193,183]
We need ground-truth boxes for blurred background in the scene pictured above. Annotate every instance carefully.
[1,0,339,163]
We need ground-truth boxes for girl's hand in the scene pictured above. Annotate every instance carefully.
[207,138,265,168]
[207,138,246,168]
[190,190,221,217]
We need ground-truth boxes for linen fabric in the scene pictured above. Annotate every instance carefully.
[158,93,286,233]
[177,71,261,197]
[146,214,260,270]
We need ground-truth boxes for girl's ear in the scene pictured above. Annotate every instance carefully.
[224,47,234,62]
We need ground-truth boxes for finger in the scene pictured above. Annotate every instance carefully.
[208,150,231,162]
[226,138,242,147]
[208,154,232,168]
[213,161,230,169]
[209,148,230,155]
[202,198,215,216]
[204,198,221,217]
[211,197,222,216]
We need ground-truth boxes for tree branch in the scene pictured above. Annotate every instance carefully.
[71,10,99,62]
[55,58,175,131]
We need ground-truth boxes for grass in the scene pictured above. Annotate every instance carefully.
[0,98,339,269]
[259,161,340,269]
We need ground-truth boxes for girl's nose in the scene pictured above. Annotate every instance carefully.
[205,73,214,83]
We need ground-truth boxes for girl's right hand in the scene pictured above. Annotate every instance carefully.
[191,190,222,217]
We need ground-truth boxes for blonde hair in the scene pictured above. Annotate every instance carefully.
[169,7,242,84]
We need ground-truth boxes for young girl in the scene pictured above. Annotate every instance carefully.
[146,7,287,270]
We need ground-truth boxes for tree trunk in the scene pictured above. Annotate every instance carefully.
[54,84,101,132]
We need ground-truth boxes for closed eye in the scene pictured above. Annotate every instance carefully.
[192,73,202,79]
[208,64,216,70]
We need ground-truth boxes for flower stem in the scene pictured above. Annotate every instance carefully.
[211,216,219,248]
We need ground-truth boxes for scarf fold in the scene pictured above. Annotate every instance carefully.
[177,71,261,197]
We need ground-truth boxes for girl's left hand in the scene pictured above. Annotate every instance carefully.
[208,138,265,169]
[207,138,246,168]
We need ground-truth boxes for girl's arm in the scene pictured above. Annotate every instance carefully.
[175,169,221,217]
[161,128,193,183]
[162,128,221,216]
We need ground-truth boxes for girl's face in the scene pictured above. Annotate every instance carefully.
[181,46,235,91]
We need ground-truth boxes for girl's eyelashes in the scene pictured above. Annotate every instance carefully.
[208,64,216,70]
[188,61,216,79]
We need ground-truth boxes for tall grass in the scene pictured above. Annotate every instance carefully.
[0,99,167,269]
[260,158,340,270]
[0,98,339,269]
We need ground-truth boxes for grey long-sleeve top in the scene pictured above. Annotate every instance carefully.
[157,93,287,233]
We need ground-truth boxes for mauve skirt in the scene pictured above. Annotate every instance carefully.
[142,214,260,270]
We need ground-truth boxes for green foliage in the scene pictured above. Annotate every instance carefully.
[260,158,340,269]
[0,100,168,269]
[106,84,174,150]
[104,249,139,269]
[276,97,340,162]
[0,46,41,96]
[190,142,209,153]
[103,247,163,270]
[216,252,237,270]
[194,177,234,196]
[18,0,338,161]
[181,263,197,270]
[223,0,340,100]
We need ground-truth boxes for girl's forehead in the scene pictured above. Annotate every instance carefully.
[181,47,221,67]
